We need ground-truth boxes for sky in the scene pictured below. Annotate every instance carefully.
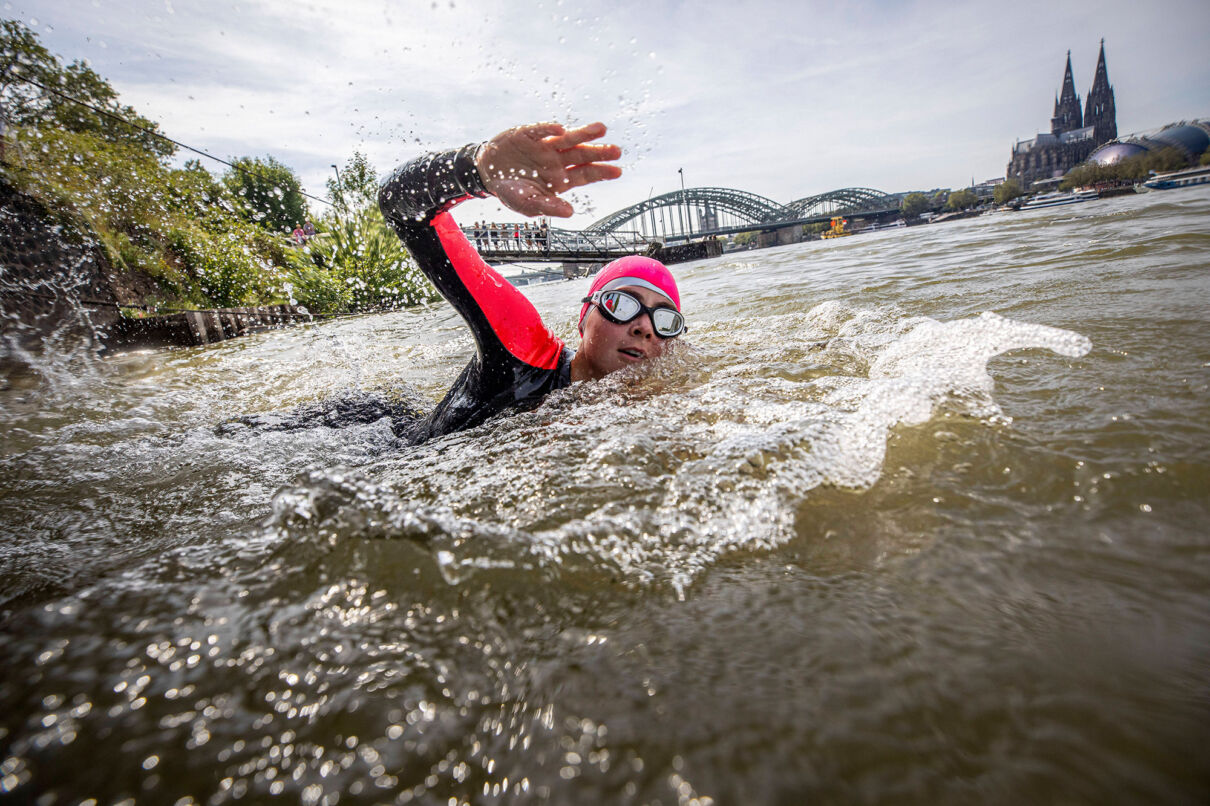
[10,0,1210,227]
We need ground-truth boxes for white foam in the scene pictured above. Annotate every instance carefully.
[267,304,1092,598]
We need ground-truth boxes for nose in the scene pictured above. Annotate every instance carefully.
[630,315,654,339]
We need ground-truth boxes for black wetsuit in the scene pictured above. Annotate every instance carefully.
[377,145,574,442]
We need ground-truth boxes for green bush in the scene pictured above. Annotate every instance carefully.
[1,21,435,316]
[167,227,283,308]
[287,208,438,313]
[5,124,296,308]
[1,20,173,159]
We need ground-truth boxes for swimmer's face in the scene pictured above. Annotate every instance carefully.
[576,285,675,380]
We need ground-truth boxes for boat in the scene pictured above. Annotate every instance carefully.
[856,219,907,233]
[820,216,853,239]
[1019,189,1099,210]
[1140,165,1210,191]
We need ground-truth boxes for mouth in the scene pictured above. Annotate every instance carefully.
[618,347,646,361]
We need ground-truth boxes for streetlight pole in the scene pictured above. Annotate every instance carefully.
[330,164,342,225]
[677,168,687,243]
[647,187,656,244]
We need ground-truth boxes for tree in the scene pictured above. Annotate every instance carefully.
[901,192,929,218]
[945,188,976,211]
[0,20,57,124]
[326,151,379,214]
[0,20,173,159]
[993,179,1023,205]
[1060,146,1192,190]
[222,156,308,234]
[1146,146,1191,174]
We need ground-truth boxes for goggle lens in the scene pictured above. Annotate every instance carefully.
[590,290,685,338]
[600,290,641,321]
[650,307,683,336]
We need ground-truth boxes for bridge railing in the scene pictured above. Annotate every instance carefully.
[547,228,647,255]
[461,224,648,256]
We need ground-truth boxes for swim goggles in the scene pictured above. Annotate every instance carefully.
[582,289,686,338]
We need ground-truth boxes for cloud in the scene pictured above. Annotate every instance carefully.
[14,0,1210,226]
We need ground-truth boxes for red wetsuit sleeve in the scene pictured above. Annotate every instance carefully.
[379,147,565,372]
[430,211,564,370]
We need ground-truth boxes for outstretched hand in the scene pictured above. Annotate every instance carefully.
[475,122,622,218]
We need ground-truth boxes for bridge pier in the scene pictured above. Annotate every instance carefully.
[758,227,802,249]
[651,240,724,264]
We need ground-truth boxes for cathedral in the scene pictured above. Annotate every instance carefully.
[1007,41,1117,188]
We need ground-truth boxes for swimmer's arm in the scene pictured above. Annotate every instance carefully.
[375,121,620,369]
[378,148,565,372]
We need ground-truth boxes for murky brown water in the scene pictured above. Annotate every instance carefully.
[3,187,1209,804]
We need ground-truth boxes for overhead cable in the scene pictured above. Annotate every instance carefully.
[8,70,334,207]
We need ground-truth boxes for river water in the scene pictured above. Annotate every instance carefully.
[2,187,1209,805]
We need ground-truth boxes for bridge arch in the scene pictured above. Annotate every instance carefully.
[783,188,899,218]
[586,187,791,233]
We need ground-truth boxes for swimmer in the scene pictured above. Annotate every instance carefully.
[376,121,685,443]
[221,123,685,442]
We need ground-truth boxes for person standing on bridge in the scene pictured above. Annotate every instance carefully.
[376,121,687,442]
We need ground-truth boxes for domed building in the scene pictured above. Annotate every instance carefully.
[1088,122,1210,166]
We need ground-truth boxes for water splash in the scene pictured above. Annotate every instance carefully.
[262,303,1092,597]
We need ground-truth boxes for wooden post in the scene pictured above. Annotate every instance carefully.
[184,311,210,345]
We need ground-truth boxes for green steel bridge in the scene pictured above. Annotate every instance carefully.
[468,185,903,264]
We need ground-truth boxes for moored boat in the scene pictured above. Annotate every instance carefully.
[1019,189,1098,210]
[1141,165,1210,191]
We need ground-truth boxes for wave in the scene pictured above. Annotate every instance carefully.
[262,303,1091,597]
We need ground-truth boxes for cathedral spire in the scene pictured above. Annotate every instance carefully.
[1085,39,1117,144]
[1051,50,1083,135]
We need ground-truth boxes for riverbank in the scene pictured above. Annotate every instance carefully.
[0,176,315,354]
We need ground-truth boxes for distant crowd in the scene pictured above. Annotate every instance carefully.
[286,220,556,251]
[466,220,552,252]
[290,220,316,245]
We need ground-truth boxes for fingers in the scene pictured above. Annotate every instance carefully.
[533,196,575,218]
[487,121,617,217]
[557,142,622,167]
[544,121,608,150]
[563,162,623,190]
[511,122,566,141]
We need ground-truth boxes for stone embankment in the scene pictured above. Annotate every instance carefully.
[1,176,311,354]
[109,304,313,349]
[1,174,122,354]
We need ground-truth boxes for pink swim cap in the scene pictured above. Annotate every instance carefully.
[578,255,681,332]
